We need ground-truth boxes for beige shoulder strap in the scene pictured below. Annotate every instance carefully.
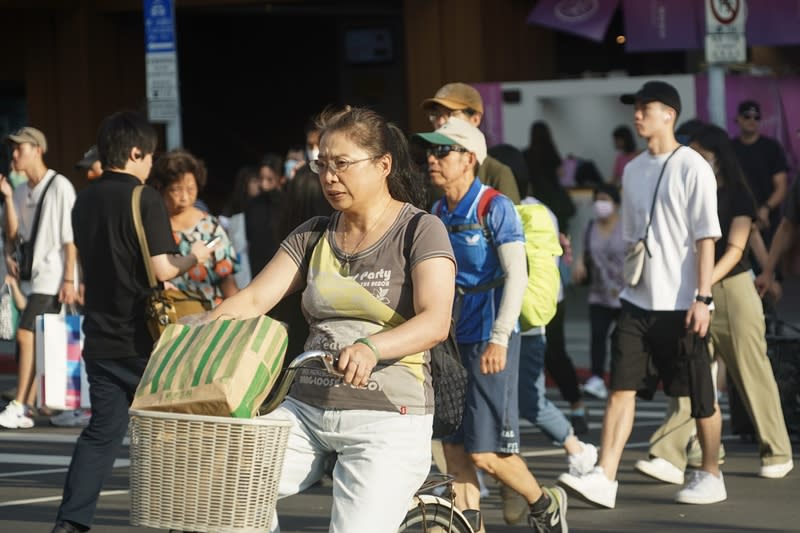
[131,185,158,289]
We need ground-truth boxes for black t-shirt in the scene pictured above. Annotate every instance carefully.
[716,181,757,280]
[731,136,788,208]
[245,190,282,275]
[784,179,800,226]
[72,171,177,359]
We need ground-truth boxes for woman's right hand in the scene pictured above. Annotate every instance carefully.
[571,257,587,284]
[336,343,377,387]
[0,175,12,198]
[189,240,216,265]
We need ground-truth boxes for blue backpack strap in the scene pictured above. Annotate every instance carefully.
[442,187,501,241]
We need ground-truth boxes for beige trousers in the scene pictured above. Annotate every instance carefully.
[649,271,792,468]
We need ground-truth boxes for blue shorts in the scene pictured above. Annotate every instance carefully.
[443,333,521,454]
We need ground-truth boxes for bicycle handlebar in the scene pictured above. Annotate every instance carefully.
[259,350,340,415]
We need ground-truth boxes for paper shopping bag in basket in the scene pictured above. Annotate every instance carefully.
[35,312,90,410]
[132,316,288,417]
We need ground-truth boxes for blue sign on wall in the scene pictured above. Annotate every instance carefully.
[144,0,176,53]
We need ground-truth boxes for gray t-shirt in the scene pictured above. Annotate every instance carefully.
[280,203,455,414]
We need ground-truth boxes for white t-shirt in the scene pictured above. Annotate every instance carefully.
[13,170,76,296]
[620,147,721,311]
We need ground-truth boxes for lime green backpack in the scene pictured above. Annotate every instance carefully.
[514,203,562,331]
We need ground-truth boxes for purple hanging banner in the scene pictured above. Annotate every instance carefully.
[746,0,800,46]
[527,0,620,42]
[623,0,704,52]
[472,82,504,147]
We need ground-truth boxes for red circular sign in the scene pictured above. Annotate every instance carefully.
[710,0,740,24]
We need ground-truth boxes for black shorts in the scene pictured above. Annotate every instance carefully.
[18,293,61,332]
[610,300,716,418]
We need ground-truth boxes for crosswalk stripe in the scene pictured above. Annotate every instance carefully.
[0,490,128,508]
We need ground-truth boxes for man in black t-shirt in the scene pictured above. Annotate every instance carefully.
[756,179,800,297]
[731,100,789,245]
[50,111,215,533]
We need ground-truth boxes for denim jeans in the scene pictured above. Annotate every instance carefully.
[264,397,433,533]
[519,333,573,444]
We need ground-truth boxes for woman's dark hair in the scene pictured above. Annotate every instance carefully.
[149,149,208,192]
[525,121,561,184]
[225,165,259,215]
[593,182,621,205]
[316,106,426,209]
[675,118,706,146]
[275,164,334,240]
[487,143,530,198]
[690,124,754,198]
[612,125,636,153]
[259,152,283,177]
[96,110,157,169]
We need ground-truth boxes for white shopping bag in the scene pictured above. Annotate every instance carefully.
[35,312,90,410]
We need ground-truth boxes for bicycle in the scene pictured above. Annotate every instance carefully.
[265,351,482,533]
[133,350,481,532]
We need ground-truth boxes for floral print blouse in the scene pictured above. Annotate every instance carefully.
[170,213,239,307]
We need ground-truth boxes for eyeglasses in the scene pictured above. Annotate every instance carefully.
[427,107,475,125]
[740,112,761,121]
[309,156,374,175]
[426,145,469,159]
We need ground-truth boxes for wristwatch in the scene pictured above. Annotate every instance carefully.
[695,294,713,305]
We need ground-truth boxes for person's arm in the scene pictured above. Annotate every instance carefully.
[748,224,769,269]
[209,247,303,320]
[479,241,526,375]
[710,216,751,286]
[58,242,78,304]
[755,217,796,296]
[758,170,788,228]
[686,238,715,337]
[150,240,215,282]
[338,255,456,387]
[0,176,18,242]
[219,276,239,298]
[4,275,26,311]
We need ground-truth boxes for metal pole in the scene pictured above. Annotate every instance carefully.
[708,64,726,128]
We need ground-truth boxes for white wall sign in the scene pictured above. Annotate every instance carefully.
[705,0,747,64]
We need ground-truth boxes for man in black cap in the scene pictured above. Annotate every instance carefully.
[75,145,102,181]
[557,80,726,508]
[731,100,788,244]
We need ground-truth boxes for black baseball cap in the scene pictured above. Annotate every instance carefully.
[76,145,99,169]
[737,100,760,116]
[620,81,682,116]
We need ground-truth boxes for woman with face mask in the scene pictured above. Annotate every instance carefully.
[572,183,625,400]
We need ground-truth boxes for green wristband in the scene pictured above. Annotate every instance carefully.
[354,338,380,363]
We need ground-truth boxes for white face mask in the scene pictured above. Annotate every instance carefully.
[593,199,615,220]
[306,147,319,162]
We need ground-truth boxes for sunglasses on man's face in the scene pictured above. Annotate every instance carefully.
[740,112,761,121]
[426,145,469,159]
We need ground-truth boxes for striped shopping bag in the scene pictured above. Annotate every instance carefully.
[35,312,90,410]
[132,316,288,417]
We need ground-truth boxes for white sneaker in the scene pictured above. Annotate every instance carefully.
[0,401,34,429]
[583,375,608,399]
[50,409,91,428]
[568,442,598,476]
[558,466,617,509]
[759,460,794,479]
[675,470,727,504]
[635,457,685,485]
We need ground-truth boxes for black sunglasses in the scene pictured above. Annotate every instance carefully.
[426,145,469,159]
[741,112,761,121]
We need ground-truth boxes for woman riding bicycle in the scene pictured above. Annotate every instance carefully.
[209,106,456,533]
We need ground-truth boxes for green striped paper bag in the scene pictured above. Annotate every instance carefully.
[132,316,288,418]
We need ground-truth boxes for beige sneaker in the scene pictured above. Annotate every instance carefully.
[500,482,529,525]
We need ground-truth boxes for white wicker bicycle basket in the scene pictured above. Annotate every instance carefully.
[128,409,292,533]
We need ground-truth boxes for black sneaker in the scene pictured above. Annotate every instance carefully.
[51,521,84,533]
[529,486,568,533]
[570,411,589,436]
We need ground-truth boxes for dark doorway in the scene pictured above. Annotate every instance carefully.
[175,2,405,214]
